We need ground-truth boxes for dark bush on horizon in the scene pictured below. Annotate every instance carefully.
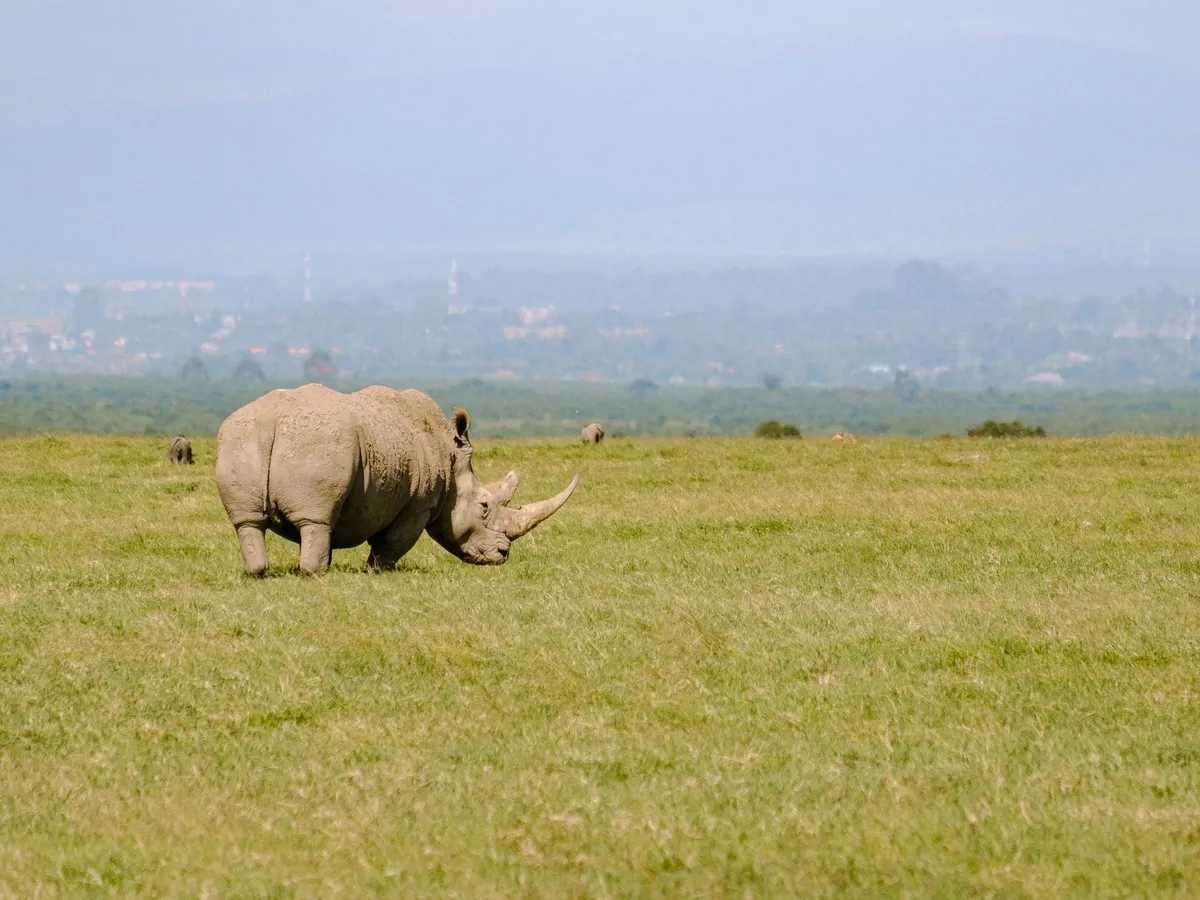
[967,420,1047,438]
[755,420,802,439]
[233,358,266,381]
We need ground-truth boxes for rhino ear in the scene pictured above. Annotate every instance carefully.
[452,407,471,446]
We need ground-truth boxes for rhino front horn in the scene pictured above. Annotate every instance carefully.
[501,473,580,540]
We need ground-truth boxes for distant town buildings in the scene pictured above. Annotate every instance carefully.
[1,261,1198,389]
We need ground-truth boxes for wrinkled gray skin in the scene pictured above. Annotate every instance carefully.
[581,423,605,444]
[168,435,193,464]
[215,384,580,576]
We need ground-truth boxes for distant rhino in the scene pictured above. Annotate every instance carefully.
[168,435,194,464]
[581,423,605,444]
[215,384,580,576]
[832,432,857,443]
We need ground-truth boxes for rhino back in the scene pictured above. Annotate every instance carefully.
[275,385,455,547]
[345,387,453,508]
[264,386,362,534]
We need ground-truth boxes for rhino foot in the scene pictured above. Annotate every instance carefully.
[366,552,397,571]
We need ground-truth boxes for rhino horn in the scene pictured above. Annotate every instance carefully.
[486,470,520,505]
[500,473,580,539]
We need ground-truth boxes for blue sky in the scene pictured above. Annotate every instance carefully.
[2,1,1198,275]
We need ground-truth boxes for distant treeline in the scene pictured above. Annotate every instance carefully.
[2,375,1200,438]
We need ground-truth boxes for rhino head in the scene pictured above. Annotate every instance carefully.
[426,408,580,565]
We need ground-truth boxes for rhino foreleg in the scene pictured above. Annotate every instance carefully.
[367,510,431,570]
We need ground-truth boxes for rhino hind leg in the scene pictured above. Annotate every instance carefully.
[298,523,334,576]
[236,524,269,577]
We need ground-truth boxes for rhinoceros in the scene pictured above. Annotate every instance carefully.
[215,384,580,576]
[168,435,194,464]
[580,423,604,444]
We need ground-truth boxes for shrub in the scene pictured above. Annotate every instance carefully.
[233,358,266,381]
[304,348,337,382]
[755,420,802,439]
[967,420,1047,438]
[179,356,208,385]
[893,367,919,403]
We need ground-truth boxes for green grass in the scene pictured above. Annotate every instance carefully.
[1,433,1199,897]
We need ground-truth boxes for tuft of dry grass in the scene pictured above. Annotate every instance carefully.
[0,433,1198,897]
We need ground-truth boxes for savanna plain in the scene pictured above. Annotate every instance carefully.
[1,433,1199,897]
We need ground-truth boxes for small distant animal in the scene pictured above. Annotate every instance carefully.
[831,432,857,443]
[168,435,194,464]
[581,423,605,444]
[215,384,580,576]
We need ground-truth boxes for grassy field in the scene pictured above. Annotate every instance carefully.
[1,433,1199,897]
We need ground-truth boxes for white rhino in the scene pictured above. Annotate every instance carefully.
[581,423,604,444]
[215,384,579,576]
[168,435,193,464]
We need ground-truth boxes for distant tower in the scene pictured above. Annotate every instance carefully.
[303,252,313,307]
[1189,297,1197,351]
[448,259,460,314]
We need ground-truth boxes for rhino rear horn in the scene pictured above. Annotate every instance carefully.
[501,473,580,540]
[486,470,520,505]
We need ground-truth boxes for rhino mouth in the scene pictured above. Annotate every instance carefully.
[465,545,509,566]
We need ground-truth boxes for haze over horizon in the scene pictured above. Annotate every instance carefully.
[3,1,1199,278]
